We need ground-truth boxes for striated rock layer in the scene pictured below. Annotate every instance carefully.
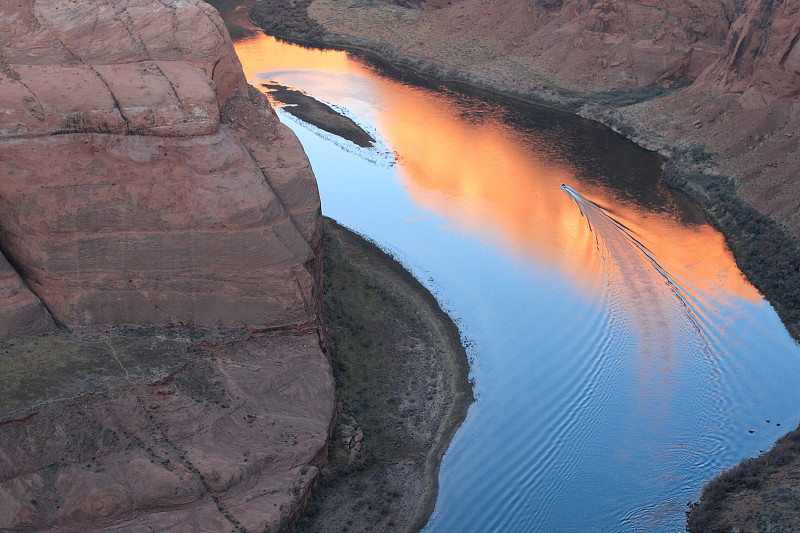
[0,0,334,531]
[0,0,323,333]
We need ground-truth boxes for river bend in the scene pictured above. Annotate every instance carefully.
[234,34,800,532]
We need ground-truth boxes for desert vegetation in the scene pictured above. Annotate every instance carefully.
[664,147,800,340]
[251,0,325,41]
[687,425,800,532]
[294,218,472,533]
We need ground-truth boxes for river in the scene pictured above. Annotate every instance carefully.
[233,33,800,532]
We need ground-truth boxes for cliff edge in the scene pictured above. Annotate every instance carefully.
[0,0,323,334]
[0,1,334,531]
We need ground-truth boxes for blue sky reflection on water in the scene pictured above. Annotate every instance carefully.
[235,34,800,532]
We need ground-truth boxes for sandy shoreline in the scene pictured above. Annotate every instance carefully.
[293,218,473,533]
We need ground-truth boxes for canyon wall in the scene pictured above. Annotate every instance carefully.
[341,0,740,90]
[0,0,323,337]
[642,0,800,236]
[0,1,335,531]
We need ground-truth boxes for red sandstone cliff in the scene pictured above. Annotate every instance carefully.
[627,0,800,237]
[0,0,323,335]
[0,1,334,531]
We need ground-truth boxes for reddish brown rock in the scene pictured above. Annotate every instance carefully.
[462,0,734,88]
[335,0,736,89]
[629,0,800,238]
[1,128,319,328]
[700,0,800,108]
[0,0,334,530]
[0,333,334,532]
[0,250,56,339]
[0,0,323,330]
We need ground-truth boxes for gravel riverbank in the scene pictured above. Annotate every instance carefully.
[294,218,473,533]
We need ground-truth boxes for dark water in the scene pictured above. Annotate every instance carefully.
[235,34,800,532]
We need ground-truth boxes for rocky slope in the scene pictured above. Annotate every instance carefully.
[0,329,333,532]
[399,0,736,89]
[0,251,56,339]
[0,0,334,530]
[294,0,739,92]
[629,0,800,235]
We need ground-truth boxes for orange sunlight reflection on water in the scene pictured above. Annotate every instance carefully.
[234,33,759,303]
[235,34,356,80]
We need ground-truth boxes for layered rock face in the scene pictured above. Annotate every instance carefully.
[0,0,323,335]
[701,0,800,108]
[0,0,335,530]
[0,332,333,532]
[0,251,56,338]
[632,0,800,238]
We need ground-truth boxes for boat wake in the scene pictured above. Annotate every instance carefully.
[561,184,714,356]
[556,184,731,530]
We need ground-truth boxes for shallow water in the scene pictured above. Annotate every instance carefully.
[235,34,800,532]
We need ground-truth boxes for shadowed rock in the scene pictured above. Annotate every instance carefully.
[0,250,56,339]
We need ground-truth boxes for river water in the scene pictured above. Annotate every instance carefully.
[234,34,800,532]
